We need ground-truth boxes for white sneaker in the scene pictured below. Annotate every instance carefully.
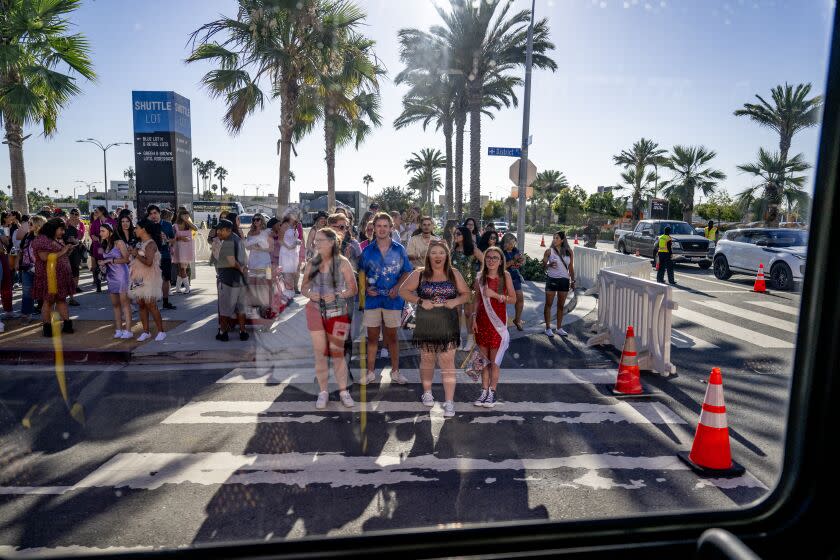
[421,391,435,407]
[390,370,408,385]
[555,328,568,337]
[474,389,489,406]
[544,328,555,337]
[315,391,329,409]
[113,331,123,339]
[442,400,455,418]
[339,390,355,408]
[363,371,376,385]
[137,332,151,342]
[154,332,167,342]
[120,330,134,339]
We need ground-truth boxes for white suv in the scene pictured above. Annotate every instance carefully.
[712,228,807,290]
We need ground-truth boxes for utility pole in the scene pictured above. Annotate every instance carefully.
[516,0,536,253]
[76,138,130,213]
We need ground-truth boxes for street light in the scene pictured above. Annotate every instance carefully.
[76,138,130,212]
[76,180,100,213]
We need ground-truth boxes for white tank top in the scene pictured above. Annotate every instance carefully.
[547,249,570,279]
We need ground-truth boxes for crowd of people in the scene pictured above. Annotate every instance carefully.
[0,201,578,414]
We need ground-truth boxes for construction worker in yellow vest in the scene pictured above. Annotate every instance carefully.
[704,220,718,243]
[656,226,676,285]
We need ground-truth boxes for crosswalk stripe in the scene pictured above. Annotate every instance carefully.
[696,300,799,333]
[216,368,618,385]
[671,328,719,349]
[743,300,800,317]
[160,400,686,425]
[671,306,794,349]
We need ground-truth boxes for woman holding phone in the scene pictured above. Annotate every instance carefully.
[541,231,576,337]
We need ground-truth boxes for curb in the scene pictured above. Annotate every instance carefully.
[0,349,132,366]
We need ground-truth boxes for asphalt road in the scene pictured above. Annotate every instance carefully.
[0,234,798,554]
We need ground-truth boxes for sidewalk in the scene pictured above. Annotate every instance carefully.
[0,264,598,365]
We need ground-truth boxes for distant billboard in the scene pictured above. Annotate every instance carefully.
[650,198,669,219]
[132,91,193,213]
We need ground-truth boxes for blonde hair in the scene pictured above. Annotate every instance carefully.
[29,215,47,235]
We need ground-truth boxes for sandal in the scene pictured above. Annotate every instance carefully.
[513,320,524,331]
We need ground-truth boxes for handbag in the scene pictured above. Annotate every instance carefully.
[401,303,416,329]
[463,346,491,382]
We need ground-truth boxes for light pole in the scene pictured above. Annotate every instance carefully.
[516,0,536,253]
[76,180,100,214]
[76,138,130,213]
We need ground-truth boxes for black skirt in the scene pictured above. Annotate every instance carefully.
[412,306,461,352]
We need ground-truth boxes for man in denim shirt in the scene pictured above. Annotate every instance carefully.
[359,212,413,385]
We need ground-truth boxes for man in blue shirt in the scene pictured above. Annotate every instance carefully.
[360,212,413,385]
[147,205,177,310]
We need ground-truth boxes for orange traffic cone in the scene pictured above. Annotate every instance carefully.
[678,368,745,477]
[613,326,643,395]
[753,263,766,293]
[574,234,579,245]
[540,235,545,247]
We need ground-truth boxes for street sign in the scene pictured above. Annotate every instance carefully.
[509,159,537,187]
[488,147,521,157]
[510,186,534,200]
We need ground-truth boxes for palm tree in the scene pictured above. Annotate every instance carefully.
[198,161,212,191]
[0,0,96,213]
[192,157,203,197]
[428,0,556,219]
[613,138,668,222]
[211,183,219,200]
[214,166,228,195]
[736,148,811,225]
[661,145,726,223]
[221,186,229,200]
[295,31,382,212]
[408,170,443,208]
[734,83,822,219]
[405,148,446,206]
[362,173,374,200]
[187,0,366,215]
[533,170,568,225]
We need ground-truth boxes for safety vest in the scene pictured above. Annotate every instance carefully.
[704,226,717,241]
[658,234,671,253]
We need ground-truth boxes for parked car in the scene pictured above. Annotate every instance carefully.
[712,228,807,290]
[614,219,712,269]
[492,221,509,233]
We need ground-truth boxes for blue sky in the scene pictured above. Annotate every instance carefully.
[0,0,835,204]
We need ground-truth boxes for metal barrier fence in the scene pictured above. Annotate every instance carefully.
[576,246,677,375]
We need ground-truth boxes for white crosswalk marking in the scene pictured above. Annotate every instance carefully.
[671,306,794,349]
[671,328,719,349]
[697,300,799,333]
[743,300,800,317]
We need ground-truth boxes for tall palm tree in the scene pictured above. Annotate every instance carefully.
[198,161,212,191]
[613,138,668,222]
[405,148,446,206]
[429,0,556,219]
[204,160,217,192]
[0,0,96,213]
[734,83,821,219]
[295,31,382,212]
[661,145,726,223]
[408,170,443,208]
[192,157,203,197]
[214,166,228,195]
[187,0,365,214]
[211,183,219,200]
[736,148,811,225]
[362,174,374,199]
[533,169,568,225]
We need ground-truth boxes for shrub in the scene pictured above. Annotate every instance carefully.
[520,254,547,281]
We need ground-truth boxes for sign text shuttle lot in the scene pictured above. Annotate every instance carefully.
[132,91,193,211]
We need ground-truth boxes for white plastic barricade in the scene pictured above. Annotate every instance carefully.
[573,246,649,294]
[195,227,211,262]
[587,269,677,375]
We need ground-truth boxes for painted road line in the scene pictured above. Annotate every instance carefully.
[680,274,755,291]
[743,300,801,317]
[698,300,799,333]
[217,368,618,385]
[161,400,686,425]
[671,329,719,349]
[671,307,794,349]
[0,452,766,493]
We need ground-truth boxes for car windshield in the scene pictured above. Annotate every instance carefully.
[767,230,809,247]
[656,222,695,235]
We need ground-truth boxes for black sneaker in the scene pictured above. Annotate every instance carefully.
[162,301,177,310]
[67,298,80,306]
[215,330,229,342]
[482,388,497,408]
[239,330,250,341]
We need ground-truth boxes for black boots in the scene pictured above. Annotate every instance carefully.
[42,323,52,337]
[62,319,74,334]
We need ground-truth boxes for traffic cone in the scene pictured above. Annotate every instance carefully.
[678,368,745,477]
[753,263,766,293]
[574,234,579,245]
[613,326,643,395]
[540,235,545,247]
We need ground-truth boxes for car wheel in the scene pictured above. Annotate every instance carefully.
[618,242,627,254]
[771,262,794,291]
[698,260,712,270]
[713,255,732,280]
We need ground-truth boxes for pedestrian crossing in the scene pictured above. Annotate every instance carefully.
[670,297,800,351]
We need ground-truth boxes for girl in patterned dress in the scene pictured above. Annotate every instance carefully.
[472,246,516,408]
[450,226,483,349]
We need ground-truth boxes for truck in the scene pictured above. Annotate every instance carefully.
[613,219,712,269]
